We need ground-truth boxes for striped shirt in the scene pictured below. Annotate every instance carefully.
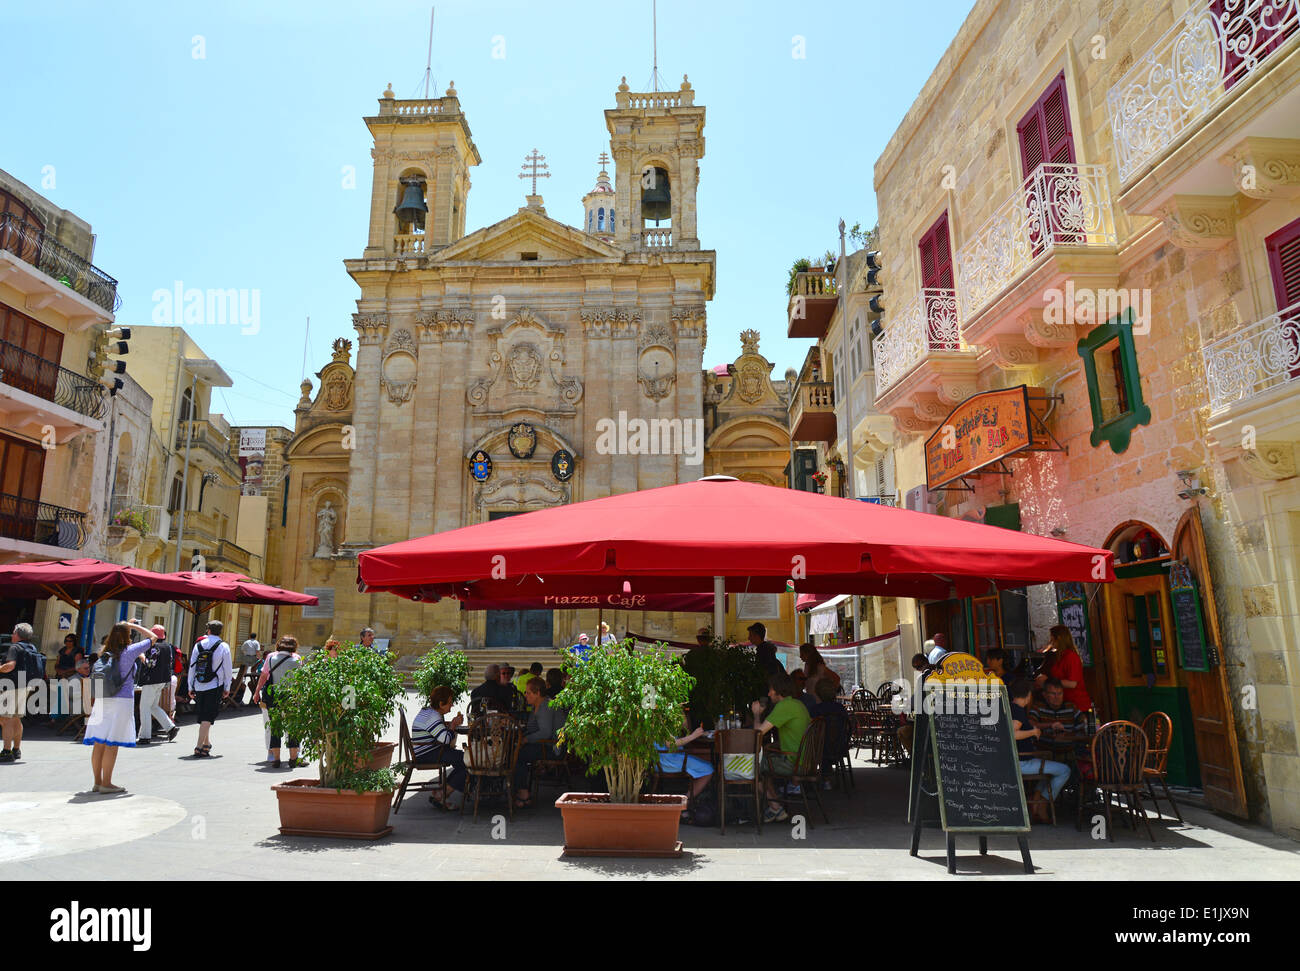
[412,707,456,760]
[1030,702,1081,729]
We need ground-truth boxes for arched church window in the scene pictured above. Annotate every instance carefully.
[598,208,605,231]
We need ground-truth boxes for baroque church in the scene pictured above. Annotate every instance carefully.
[276,76,742,656]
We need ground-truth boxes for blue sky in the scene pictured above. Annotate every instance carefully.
[7,0,974,427]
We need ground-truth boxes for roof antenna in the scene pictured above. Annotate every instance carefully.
[645,0,665,92]
[423,6,436,98]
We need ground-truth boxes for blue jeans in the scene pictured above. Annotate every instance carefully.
[1020,757,1070,800]
[417,746,467,792]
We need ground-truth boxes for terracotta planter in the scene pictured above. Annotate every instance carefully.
[364,740,397,771]
[273,779,393,840]
[555,792,686,857]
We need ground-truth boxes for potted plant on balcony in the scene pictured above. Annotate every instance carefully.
[811,469,829,492]
[270,644,404,839]
[553,638,695,857]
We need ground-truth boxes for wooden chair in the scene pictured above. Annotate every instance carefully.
[391,708,450,814]
[821,706,854,790]
[1079,720,1153,841]
[462,713,522,823]
[56,678,90,738]
[716,728,763,834]
[527,738,571,804]
[768,717,829,826]
[1140,711,1184,823]
[221,665,248,710]
[1019,750,1058,825]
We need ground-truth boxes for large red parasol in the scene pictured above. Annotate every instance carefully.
[358,477,1113,607]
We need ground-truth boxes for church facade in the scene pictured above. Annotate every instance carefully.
[278,77,720,656]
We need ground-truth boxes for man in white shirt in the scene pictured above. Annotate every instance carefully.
[240,632,261,666]
[188,620,232,757]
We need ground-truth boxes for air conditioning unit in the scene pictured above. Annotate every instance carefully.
[904,485,938,514]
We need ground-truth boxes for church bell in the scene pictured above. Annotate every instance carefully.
[641,166,671,224]
[393,178,428,230]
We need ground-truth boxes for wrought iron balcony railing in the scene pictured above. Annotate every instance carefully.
[0,492,86,549]
[873,288,965,397]
[0,212,121,314]
[857,495,898,508]
[0,338,105,420]
[108,496,165,537]
[1203,298,1300,413]
[956,163,1116,320]
[1108,0,1300,185]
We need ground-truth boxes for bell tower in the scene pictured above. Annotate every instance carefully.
[363,81,482,258]
[605,74,705,252]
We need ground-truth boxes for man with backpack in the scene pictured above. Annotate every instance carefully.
[187,620,232,758]
[135,625,179,745]
[1,623,45,762]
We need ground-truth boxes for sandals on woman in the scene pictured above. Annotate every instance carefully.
[194,745,212,758]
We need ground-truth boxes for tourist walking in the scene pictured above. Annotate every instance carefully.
[0,622,41,762]
[188,620,232,758]
[135,625,178,745]
[239,631,261,667]
[254,636,303,768]
[83,619,158,793]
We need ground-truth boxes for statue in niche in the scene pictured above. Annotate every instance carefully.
[315,501,338,557]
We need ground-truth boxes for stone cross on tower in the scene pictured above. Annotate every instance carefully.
[598,151,611,170]
[518,149,551,196]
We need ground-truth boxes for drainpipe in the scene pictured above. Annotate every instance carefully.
[171,372,197,638]
[836,220,860,645]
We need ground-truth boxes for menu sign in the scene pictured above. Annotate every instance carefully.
[925,386,1037,491]
[1172,584,1209,672]
[929,685,1030,832]
[1056,596,1093,667]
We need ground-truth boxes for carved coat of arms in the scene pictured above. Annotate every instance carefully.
[508,421,538,459]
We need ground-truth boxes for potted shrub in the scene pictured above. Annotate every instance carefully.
[553,638,695,857]
[412,642,470,706]
[685,633,767,729]
[270,645,405,839]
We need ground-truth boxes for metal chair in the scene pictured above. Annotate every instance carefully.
[1140,711,1183,823]
[391,708,449,813]
[1078,720,1153,841]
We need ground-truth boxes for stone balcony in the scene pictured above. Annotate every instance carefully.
[872,288,979,432]
[1203,298,1300,422]
[394,234,426,257]
[1109,0,1300,187]
[175,416,239,476]
[955,164,1119,354]
[789,379,836,443]
[787,270,839,339]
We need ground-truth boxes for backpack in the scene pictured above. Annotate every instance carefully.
[193,636,224,684]
[93,653,126,697]
[260,653,293,706]
[7,642,46,683]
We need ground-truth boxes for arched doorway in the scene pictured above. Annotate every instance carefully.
[1096,520,1202,788]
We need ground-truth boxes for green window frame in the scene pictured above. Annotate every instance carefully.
[1076,308,1151,454]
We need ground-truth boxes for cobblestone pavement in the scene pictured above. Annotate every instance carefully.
[1,693,1296,881]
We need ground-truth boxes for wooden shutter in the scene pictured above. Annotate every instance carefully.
[1018,73,1076,177]
[1265,216,1300,309]
[918,211,953,290]
[1170,507,1249,818]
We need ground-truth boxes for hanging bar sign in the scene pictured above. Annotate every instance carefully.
[924,385,1052,492]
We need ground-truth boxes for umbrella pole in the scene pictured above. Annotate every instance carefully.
[713,576,725,641]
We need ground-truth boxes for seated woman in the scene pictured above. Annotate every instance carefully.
[653,719,713,821]
[413,685,467,811]
[543,667,566,700]
[790,669,816,712]
[800,643,841,698]
[1009,679,1070,819]
[512,678,568,809]
[55,635,82,679]
[808,678,850,782]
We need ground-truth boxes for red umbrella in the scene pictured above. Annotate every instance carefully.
[359,477,1113,600]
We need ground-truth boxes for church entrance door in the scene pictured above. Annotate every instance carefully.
[484,511,554,648]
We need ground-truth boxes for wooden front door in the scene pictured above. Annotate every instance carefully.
[1171,508,1249,818]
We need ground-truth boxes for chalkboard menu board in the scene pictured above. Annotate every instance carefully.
[1172,585,1209,672]
[928,686,1030,833]
[1056,597,1092,667]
